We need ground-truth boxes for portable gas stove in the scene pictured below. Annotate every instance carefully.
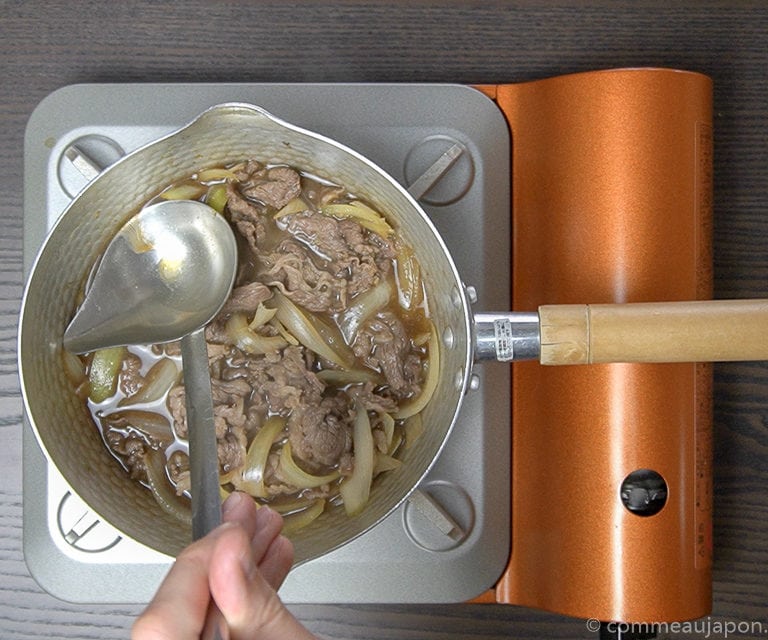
[23,83,512,604]
[23,71,714,624]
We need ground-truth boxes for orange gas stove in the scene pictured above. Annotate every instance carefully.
[475,69,713,624]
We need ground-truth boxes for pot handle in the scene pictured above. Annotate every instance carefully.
[474,299,768,365]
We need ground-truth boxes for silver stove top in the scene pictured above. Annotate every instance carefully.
[22,83,511,604]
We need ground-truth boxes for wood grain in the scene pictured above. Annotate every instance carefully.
[2,1,767,638]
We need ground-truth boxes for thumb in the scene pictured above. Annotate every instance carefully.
[209,526,317,640]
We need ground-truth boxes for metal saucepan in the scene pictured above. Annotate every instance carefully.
[18,103,768,565]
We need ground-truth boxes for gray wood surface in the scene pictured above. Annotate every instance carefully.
[2,1,767,638]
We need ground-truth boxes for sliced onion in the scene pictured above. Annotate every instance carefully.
[282,498,326,535]
[393,321,440,420]
[205,183,229,213]
[88,346,127,403]
[339,405,374,516]
[268,495,320,515]
[62,349,86,385]
[226,312,287,355]
[118,357,180,407]
[270,292,352,368]
[322,201,394,238]
[269,318,300,346]
[145,448,192,525]
[160,181,207,201]
[379,412,395,450]
[274,196,309,219]
[395,244,424,311]
[339,278,392,343]
[198,168,237,182]
[249,303,277,330]
[403,413,425,449]
[100,410,175,447]
[373,452,402,474]
[235,416,285,498]
[278,441,341,489]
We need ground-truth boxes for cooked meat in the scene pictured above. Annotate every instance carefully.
[346,381,398,414]
[218,282,273,317]
[260,239,348,313]
[168,450,190,495]
[218,428,246,473]
[243,345,325,415]
[104,429,148,481]
[119,352,144,396]
[235,162,302,211]
[281,209,395,299]
[287,394,353,472]
[353,312,423,398]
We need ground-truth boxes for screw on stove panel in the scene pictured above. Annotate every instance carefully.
[403,480,475,551]
[404,135,475,204]
[58,135,124,195]
[56,491,122,553]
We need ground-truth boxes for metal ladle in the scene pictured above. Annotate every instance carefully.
[63,199,238,541]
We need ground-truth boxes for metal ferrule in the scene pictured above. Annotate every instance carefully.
[473,312,541,362]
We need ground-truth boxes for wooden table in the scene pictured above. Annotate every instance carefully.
[2,2,766,638]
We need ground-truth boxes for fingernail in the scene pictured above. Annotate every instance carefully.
[222,491,246,517]
[254,505,276,529]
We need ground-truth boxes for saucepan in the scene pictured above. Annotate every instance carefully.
[18,103,768,565]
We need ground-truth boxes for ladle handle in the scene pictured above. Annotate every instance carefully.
[180,328,222,539]
[538,299,768,365]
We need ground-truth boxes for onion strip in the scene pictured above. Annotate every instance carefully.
[339,279,392,343]
[88,346,127,403]
[118,357,180,407]
[160,182,207,201]
[235,416,285,498]
[145,449,192,525]
[395,244,424,311]
[205,183,229,214]
[393,321,440,419]
[322,201,394,238]
[226,313,287,355]
[282,498,326,535]
[274,197,309,219]
[270,292,352,368]
[198,168,237,181]
[339,406,374,516]
[278,442,340,489]
[373,452,402,474]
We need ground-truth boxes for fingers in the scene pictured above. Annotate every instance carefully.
[208,527,315,640]
[132,492,306,640]
[257,533,294,590]
[222,492,293,591]
[131,522,237,640]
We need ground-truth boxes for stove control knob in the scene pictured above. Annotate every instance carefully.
[465,285,478,304]
[620,469,668,517]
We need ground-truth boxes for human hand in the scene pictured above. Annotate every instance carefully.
[132,491,319,640]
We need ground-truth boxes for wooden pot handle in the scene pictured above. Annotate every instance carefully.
[538,299,768,365]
